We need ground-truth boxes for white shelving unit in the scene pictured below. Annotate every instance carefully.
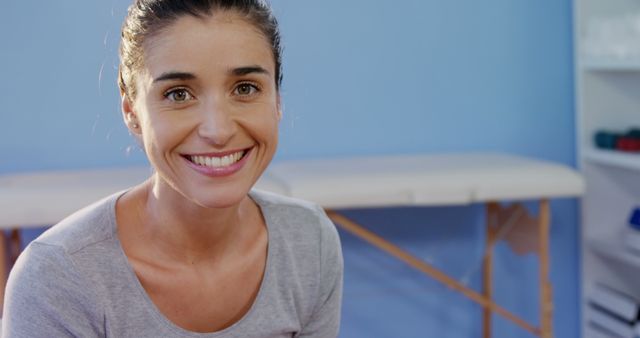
[583,148,640,171]
[580,57,640,72]
[575,0,640,336]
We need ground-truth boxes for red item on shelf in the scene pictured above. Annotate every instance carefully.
[615,137,640,152]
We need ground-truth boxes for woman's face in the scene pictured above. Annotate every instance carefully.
[124,11,280,209]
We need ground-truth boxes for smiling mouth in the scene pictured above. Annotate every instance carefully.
[184,149,250,168]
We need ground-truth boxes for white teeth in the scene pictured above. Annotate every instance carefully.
[212,157,221,167]
[221,155,232,167]
[189,151,245,168]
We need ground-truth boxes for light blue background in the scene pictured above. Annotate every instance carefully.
[0,1,577,337]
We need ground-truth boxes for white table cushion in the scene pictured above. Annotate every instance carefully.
[0,153,584,227]
[266,153,585,209]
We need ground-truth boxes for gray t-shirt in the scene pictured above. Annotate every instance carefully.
[2,190,343,338]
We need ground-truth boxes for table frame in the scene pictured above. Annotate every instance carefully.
[327,199,552,338]
[0,229,22,315]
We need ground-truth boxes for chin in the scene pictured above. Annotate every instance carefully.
[188,186,251,210]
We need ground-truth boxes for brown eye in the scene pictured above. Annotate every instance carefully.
[164,88,193,102]
[235,83,258,96]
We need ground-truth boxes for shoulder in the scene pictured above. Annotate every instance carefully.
[250,189,340,247]
[250,188,323,214]
[3,192,120,328]
[7,242,85,294]
[33,191,122,254]
[251,188,342,276]
[3,241,105,336]
[250,190,344,335]
[10,241,74,283]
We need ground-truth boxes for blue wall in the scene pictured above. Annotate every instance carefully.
[1,1,577,337]
[272,1,575,163]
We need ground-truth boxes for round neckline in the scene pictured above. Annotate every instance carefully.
[108,190,274,337]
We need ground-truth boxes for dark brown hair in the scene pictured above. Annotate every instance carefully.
[118,0,283,99]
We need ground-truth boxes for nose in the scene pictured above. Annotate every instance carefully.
[197,100,237,146]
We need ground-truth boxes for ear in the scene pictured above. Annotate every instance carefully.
[276,94,283,121]
[121,94,142,135]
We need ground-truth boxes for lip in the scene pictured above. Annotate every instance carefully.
[182,147,253,178]
[183,147,251,157]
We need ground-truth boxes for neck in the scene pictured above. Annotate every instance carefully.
[135,175,258,265]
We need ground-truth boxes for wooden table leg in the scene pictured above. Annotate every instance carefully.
[9,229,21,265]
[483,203,499,338]
[539,200,553,338]
[0,230,7,317]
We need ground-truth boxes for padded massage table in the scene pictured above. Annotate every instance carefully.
[0,153,584,337]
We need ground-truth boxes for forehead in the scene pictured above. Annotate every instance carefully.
[141,12,275,78]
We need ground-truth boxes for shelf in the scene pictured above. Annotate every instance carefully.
[583,148,640,172]
[589,237,640,271]
[577,1,640,335]
[581,57,640,72]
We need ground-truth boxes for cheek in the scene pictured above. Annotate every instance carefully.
[140,112,192,155]
[247,109,279,145]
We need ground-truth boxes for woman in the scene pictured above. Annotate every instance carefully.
[2,1,343,337]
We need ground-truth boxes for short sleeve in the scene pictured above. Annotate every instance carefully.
[297,208,344,338]
[2,242,105,337]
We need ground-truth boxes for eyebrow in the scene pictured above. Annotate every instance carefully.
[152,66,270,84]
[153,71,196,83]
[231,66,270,77]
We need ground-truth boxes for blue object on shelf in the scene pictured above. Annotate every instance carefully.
[594,131,619,149]
[629,208,640,231]
[626,128,640,138]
